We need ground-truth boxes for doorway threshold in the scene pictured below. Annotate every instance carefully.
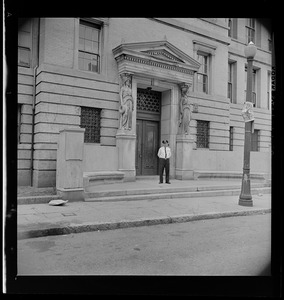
[136,175,159,181]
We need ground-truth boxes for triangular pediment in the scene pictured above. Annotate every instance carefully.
[113,40,201,71]
[141,49,184,63]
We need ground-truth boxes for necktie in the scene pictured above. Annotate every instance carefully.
[164,146,167,159]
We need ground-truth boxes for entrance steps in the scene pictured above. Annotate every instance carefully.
[194,171,268,181]
[84,181,271,202]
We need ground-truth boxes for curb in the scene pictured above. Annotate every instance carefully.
[17,208,271,240]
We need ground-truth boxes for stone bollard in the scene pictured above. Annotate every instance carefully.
[175,134,194,180]
[56,128,85,201]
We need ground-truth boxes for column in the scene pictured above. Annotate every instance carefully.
[116,72,136,181]
[175,83,194,180]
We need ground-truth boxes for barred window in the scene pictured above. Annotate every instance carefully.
[196,120,209,148]
[251,129,259,152]
[80,107,101,143]
[229,126,234,151]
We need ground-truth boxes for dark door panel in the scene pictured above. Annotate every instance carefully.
[136,120,159,175]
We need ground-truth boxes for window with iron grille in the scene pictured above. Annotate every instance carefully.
[80,107,101,143]
[196,120,209,148]
[251,129,259,152]
[137,88,161,113]
[79,20,101,73]
[229,126,234,151]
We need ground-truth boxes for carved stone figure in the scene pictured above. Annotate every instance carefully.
[179,83,192,135]
[119,73,134,130]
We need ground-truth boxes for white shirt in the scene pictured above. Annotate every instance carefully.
[157,146,171,159]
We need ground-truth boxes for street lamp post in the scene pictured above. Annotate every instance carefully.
[239,41,257,207]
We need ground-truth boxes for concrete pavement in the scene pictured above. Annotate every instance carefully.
[17,179,271,240]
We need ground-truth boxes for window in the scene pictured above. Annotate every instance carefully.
[18,18,32,67]
[245,67,257,107]
[80,107,101,143]
[196,53,209,94]
[196,120,209,148]
[228,18,237,39]
[246,18,255,44]
[79,20,101,73]
[251,129,259,151]
[228,61,236,103]
[268,38,272,52]
[229,126,234,151]
[18,104,22,143]
[267,71,271,110]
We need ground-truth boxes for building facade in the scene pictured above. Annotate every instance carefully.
[17,18,272,187]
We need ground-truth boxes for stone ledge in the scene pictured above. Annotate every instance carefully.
[83,171,125,188]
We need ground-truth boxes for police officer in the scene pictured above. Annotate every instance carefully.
[157,140,171,184]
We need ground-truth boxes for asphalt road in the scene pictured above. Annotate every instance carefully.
[17,213,271,276]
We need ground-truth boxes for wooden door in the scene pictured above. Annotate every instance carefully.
[136,120,159,175]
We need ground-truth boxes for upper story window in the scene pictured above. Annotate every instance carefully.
[228,18,237,39]
[245,66,257,107]
[228,61,236,103]
[246,18,255,44]
[267,71,271,110]
[79,20,101,73]
[18,18,32,67]
[18,104,22,144]
[196,53,209,94]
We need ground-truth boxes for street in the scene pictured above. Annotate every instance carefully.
[17,213,271,276]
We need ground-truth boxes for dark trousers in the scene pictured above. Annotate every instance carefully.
[159,158,170,183]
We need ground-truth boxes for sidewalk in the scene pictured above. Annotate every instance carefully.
[17,179,271,240]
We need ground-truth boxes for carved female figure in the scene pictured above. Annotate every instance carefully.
[119,74,134,130]
[179,83,192,135]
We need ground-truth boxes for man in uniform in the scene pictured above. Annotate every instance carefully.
[157,140,171,184]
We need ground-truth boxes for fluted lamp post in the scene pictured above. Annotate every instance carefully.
[239,41,257,206]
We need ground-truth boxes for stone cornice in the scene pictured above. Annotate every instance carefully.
[113,41,201,80]
[116,54,195,75]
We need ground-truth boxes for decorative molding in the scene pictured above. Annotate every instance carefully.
[113,40,201,80]
[193,40,217,55]
[122,54,195,75]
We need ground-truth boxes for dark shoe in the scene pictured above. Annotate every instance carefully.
[159,182,163,184]
[166,182,171,184]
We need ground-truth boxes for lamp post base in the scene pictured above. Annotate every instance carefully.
[238,196,253,207]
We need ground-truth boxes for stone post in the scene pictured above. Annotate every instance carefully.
[116,133,136,181]
[175,135,194,180]
[56,127,85,201]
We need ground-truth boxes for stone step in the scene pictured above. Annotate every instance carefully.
[84,182,270,198]
[84,186,270,202]
[194,171,267,181]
